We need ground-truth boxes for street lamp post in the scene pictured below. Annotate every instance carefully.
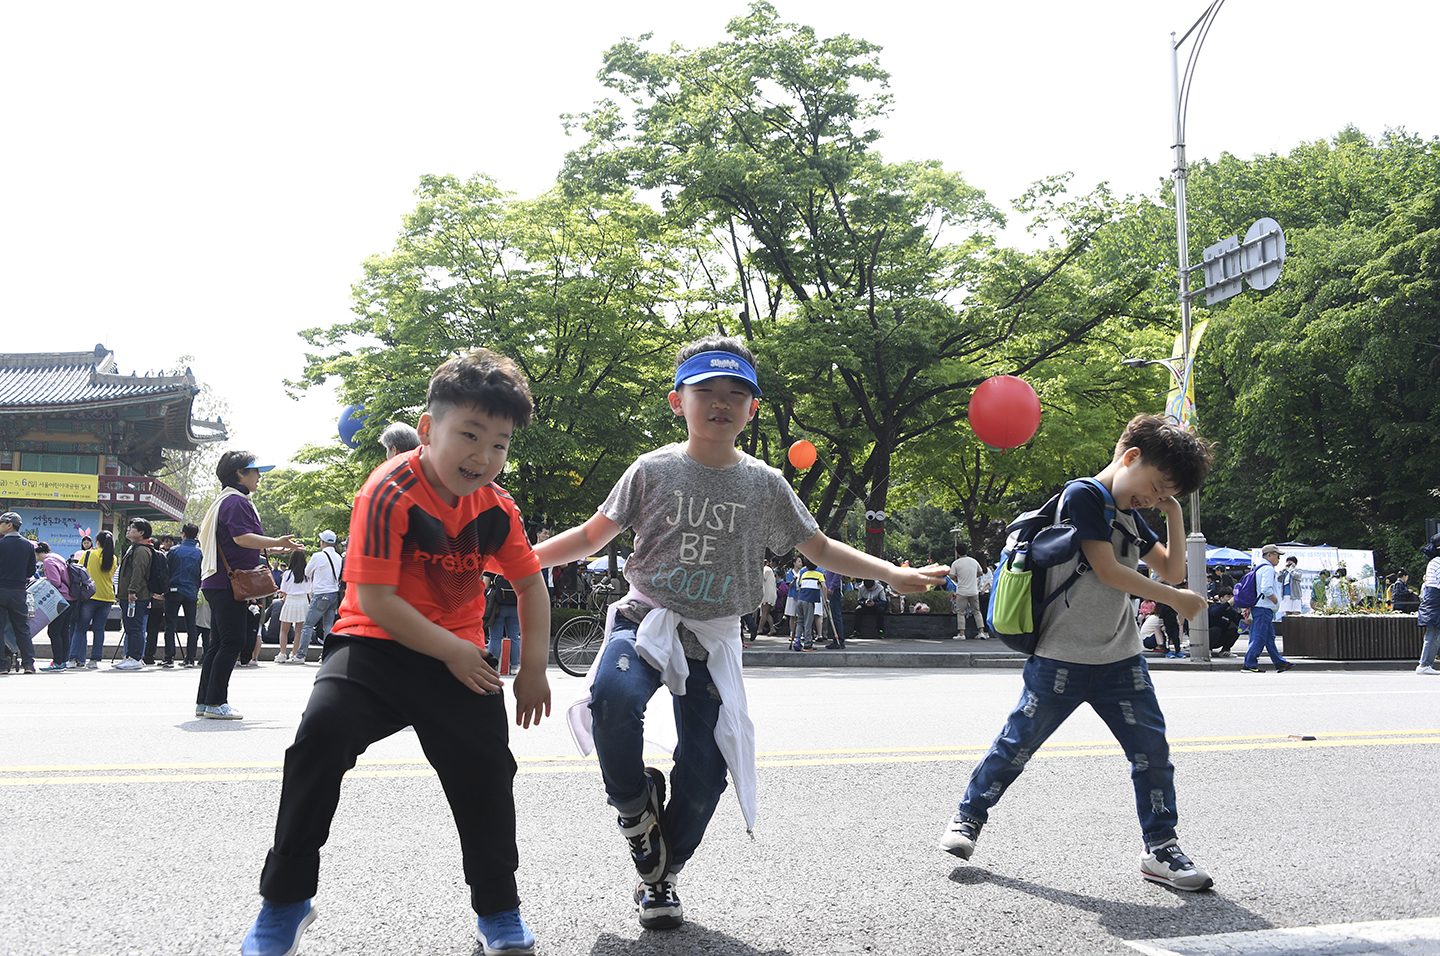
[1112,2,1228,662]
[1121,356,1210,661]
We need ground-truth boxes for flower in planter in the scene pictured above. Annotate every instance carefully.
[913,603,930,614]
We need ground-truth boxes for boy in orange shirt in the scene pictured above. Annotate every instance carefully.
[241,348,551,956]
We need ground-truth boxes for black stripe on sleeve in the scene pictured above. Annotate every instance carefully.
[364,461,418,560]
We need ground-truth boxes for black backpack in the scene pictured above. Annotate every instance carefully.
[146,544,170,596]
[66,559,97,602]
[493,575,518,606]
[985,478,1119,654]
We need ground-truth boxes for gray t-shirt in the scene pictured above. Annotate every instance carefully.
[602,444,820,622]
[1033,480,1158,665]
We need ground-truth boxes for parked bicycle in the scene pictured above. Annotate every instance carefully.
[551,581,620,677]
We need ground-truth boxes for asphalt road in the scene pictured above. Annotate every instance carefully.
[3,662,1437,956]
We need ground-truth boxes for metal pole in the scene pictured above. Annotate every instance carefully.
[1171,31,1210,661]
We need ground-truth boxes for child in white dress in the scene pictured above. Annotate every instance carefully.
[275,551,312,663]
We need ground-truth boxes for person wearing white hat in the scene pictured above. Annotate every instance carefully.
[292,530,342,663]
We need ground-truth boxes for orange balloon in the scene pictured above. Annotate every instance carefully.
[788,440,817,469]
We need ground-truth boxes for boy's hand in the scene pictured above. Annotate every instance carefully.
[512,668,552,728]
[888,563,949,594]
[1170,588,1207,621]
[443,639,504,695]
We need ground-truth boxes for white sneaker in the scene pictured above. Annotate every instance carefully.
[112,658,142,670]
[1140,839,1214,891]
[1418,665,1440,675]
[274,653,288,664]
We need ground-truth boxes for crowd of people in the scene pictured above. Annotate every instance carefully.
[0,488,346,707]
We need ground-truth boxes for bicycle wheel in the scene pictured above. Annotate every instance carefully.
[552,615,604,677]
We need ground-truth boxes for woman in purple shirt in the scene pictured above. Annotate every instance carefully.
[195,451,298,720]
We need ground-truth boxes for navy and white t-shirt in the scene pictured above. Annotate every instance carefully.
[1033,479,1160,665]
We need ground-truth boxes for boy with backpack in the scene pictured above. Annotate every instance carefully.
[534,335,944,931]
[940,414,1217,892]
[240,348,552,956]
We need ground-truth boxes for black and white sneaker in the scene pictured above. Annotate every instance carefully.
[1140,839,1214,891]
[634,873,683,930]
[618,767,670,883]
[939,814,982,860]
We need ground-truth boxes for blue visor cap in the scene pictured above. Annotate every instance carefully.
[674,351,762,397]
[241,459,276,473]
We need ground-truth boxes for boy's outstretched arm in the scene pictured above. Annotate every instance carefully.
[356,583,503,694]
[796,531,947,593]
[532,513,622,569]
[511,570,551,728]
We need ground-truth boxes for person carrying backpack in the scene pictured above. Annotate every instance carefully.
[939,414,1217,892]
[142,536,176,666]
[1241,544,1294,674]
[34,541,76,671]
[114,518,156,670]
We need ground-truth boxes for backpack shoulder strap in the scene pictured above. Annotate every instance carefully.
[1068,477,1116,522]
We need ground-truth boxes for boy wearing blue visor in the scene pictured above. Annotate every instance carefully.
[535,335,945,932]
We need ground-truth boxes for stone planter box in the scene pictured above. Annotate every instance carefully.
[841,611,956,641]
[1279,614,1421,660]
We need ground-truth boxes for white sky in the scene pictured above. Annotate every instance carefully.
[3,0,1434,469]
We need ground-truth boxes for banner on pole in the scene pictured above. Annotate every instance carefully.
[1165,320,1208,430]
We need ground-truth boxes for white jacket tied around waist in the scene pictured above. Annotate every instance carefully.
[566,588,757,832]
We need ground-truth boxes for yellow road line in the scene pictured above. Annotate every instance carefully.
[2,732,1436,787]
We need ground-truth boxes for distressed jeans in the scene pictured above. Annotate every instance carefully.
[588,620,728,872]
[957,654,1180,850]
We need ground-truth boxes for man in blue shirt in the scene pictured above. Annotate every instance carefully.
[0,512,38,673]
[166,522,205,667]
[822,568,846,649]
[1242,544,1293,673]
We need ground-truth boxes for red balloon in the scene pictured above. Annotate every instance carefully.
[788,440,817,469]
[968,375,1042,450]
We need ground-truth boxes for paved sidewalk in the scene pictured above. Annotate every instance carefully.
[19,634,1421,673]
[739,630,1419,671]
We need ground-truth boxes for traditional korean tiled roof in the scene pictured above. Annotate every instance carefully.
[0,345,197,408]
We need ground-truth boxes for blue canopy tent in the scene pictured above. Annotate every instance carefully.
[1206,546,1255,566]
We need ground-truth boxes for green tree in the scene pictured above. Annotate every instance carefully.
[286,175,717,529]
[564,3,1171,552]
[1154,129,1440,574]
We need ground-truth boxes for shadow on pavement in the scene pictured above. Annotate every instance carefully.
[584,927,793,956]
[949,866,1274,941]
[177,718,277,732]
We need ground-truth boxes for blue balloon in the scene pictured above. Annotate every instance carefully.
[339,404,368,448]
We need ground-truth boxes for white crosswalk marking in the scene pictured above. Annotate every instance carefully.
[1126,918,1440,956]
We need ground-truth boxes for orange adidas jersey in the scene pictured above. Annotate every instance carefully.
[332,448,540,648]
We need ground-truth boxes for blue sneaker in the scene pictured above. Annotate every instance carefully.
[474,908,535,955]
[241,899,316,956]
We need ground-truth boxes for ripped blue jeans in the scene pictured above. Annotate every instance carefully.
[588,619,728,872]
[957,653,1179,849]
